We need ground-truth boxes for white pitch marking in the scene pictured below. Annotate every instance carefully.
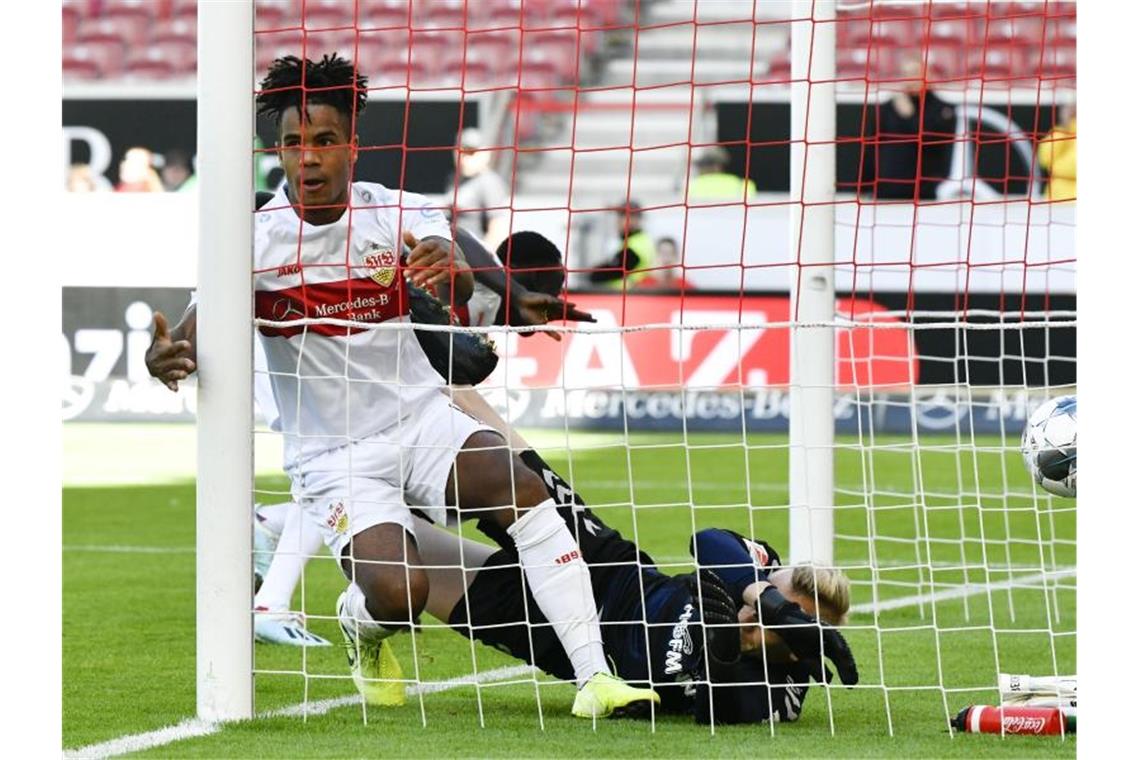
[63,664,538,759]
[850,567,1077,615]
[64,544,195,555]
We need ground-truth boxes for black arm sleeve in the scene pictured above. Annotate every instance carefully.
[587,246,641,284]
[454,226,511,299]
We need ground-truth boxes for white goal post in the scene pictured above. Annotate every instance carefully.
[788,0,837,566]
[196,0,255,722]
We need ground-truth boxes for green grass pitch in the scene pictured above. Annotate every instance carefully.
[63,424,1075,757]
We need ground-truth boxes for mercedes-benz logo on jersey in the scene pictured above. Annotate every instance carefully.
[271,297,306,322]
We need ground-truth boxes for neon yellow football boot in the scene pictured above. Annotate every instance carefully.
[571,672,660,719]
[337,591,406,707]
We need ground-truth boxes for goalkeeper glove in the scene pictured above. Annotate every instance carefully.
[755,586,859,686]
[686,570,741,679]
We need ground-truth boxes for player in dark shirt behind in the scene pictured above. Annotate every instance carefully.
[415,399,858,724]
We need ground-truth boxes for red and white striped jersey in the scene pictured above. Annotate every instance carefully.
[253,182,451,471]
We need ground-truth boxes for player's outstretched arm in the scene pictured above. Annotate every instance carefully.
[146,305,197,392]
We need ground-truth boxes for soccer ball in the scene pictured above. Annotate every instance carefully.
[1020,395,1076,498]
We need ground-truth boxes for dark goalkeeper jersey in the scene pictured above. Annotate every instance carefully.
[452,480,814,724]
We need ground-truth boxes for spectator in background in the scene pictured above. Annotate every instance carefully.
[864,56,956,201]
[67,164,100,192]
[1038,104,1075,201]
[587,202,656,288]
[687,146,757,204]
[451,127,511,251]
[637,236,693,291]
[115,147,163,193]
[161,149,197,192]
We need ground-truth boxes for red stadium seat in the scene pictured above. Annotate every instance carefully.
[63,50,103,81]
[77,17,145,47]
[153,39,197,74]
[518,50,560,89]
[524,29,579,68]
[411,0,468,30]
[256,0,295,32]
[100,0,156,44]
[151,18,196,46]
[69,39,127,77]
[302,0,354,31]
[925,16,980,47]
[1034,45,1076,82]
[837,17,872,49]
[358,0,411,30]
[170,0,199,23]
[125,49,178,80]
[63,6,81,45]
[466,29,521,71]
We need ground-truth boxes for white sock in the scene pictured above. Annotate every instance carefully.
[338,582,397,643]
[255,501,292,537]
[506,499,609,687]
[255,502,323,611]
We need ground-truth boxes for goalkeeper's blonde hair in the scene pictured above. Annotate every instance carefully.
[789,565,851,626]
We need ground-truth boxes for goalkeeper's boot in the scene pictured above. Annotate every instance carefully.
[252,503,280,593]
[337,590,406,707]
[571,672,660,719]
[254,607,332,647]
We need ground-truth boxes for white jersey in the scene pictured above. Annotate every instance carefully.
[254,182,450,471]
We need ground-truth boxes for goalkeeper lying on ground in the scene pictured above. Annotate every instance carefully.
[411,394,858,724]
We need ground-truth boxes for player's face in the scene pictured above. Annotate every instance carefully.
[278,103,355,224]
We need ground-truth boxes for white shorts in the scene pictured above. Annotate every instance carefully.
[291,392,495,558]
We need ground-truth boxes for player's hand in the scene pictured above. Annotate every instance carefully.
[756,586,858,687]
[513,291,596,342]
[404,230,462,289]
[687,570,741,677]
[146,311,196,392]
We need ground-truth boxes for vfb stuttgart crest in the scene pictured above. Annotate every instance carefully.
[364,242,397,287]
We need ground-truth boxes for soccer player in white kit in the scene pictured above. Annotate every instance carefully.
[199,53,657,718]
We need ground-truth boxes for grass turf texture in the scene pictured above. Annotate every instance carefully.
[64,424,1075,757]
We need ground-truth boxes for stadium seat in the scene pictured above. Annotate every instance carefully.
[63,7,81,45]
[77,17,144,47]
[69,39,127,78]
[925,16,979,47]
[153,39,198,74]
[467,28,520,57]
[63,50,103,81]
[125,49,178,80]
[255,0,293,32]
[518,51,560,89]
[411,0,467,30]
[837,18,873,49]
[151,18,196,46]
[170,0,199,24]
[1034,45,1076,82]
[358,0,411,30]
[303,1,354,32]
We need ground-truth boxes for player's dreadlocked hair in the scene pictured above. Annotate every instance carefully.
[256,53,368,125]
